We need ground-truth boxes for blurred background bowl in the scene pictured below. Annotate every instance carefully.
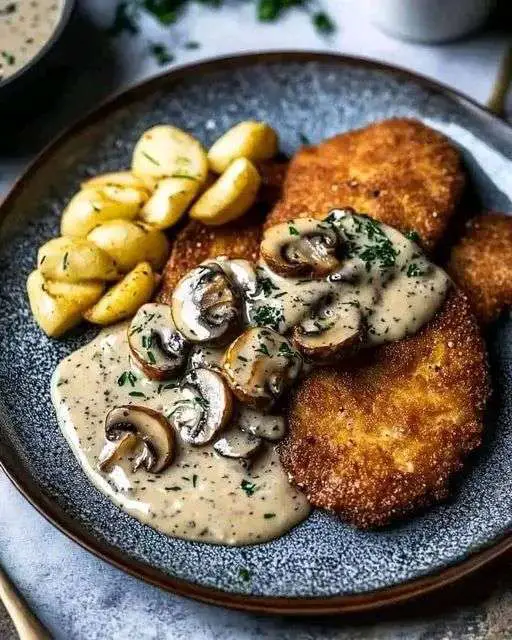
[362,0,496,43]
[0,0,75,109]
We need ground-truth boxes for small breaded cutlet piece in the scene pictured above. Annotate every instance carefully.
[266,119,465,251]
[157,159,288,302]
[157,217,263,304]
[449,213,512,323]
[279,288,490,529]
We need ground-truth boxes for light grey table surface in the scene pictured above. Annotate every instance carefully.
[0,1,511,638]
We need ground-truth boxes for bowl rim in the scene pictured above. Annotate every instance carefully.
[0,0,75,91]
[0,50,511,615]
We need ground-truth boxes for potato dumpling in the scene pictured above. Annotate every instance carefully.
[26,270,96,337]
[81,171,151,193]
[189,157,261,226]
[208,121,278,174]
[139,177,199,229]
[44,279,105,307]
[87,219,169,272]
[61,188,142,238]
[38,237,119,283]
[132,125,208,186]
[83,262,156,325]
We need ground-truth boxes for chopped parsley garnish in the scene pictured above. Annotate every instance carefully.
[278,342,296,358]
[238,355,249,362]
[255,342,270,357]
[405,230,421,243]
[252,304,283,331]
[407,263,425,278]
[192,474,198,488]
[118,371,138,387]
[1,51,16,65]
[147,350,156,364]
[288,224,299,236]
[141,150,160,166]
[129,391,146,398]
[149,42,174,66]
[141,334,154,349]
[256,276,279,297]
[184,41,200,49]
[241,479,257,496]
[239,567,251,582]
[62,252,69,271]
[299,133,310,145]
[312,11,335,34]
[264,512,276,519]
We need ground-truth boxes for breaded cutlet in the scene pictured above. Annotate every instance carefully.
[266,119,465,251]
[157,159,287,303]
[449,213,512,323]
[279,288,490,529]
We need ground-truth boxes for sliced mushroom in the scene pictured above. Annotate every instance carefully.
[171,262,240,343]
[128,303,190,380]
[222,328,302,410]
[213,426,263,467]
[292,294,364,362]
[237,406,286,442]
[261,218,342,278]
[169,368,233,445]
[99,405,175,474]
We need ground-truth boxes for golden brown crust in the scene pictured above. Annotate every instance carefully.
[266,119,465,251]
[157,160,287,302]
[279,288,490,529]
[449,213,512,323]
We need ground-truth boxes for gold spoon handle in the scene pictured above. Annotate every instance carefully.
[0,566,51,640]
[487,45,512,117]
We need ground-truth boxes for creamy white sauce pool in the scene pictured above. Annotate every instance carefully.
[0,0,64,81]
[51,210,450,546]
[51,324,311,546]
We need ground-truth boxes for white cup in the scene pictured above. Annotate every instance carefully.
[363,0,496,43]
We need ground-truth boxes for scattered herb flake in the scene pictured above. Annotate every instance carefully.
[264,512,276,519]
[241,479,257,496]
[141,150,160,166]
[239,567,251,582]
[149,42,174,66]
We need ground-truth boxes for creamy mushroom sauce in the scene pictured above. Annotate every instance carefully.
[52,324,310,545]
[0,1,64,81]
[51,210,450,546]
[247,211,450,344]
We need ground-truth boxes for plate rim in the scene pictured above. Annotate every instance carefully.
[1,50,511,615]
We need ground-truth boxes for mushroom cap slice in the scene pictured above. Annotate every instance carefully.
[222,328,302,410]
[171,262,240,343]
[104,405,175,473]
[213,426,263,466]
[128,303,190,380]
[292,294,364,363]
[261,218,342,278]
[169,368,233,445]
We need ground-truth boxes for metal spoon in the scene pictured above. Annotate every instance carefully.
[0,564,51,640]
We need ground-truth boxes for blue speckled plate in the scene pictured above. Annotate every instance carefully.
[1,53,511,615]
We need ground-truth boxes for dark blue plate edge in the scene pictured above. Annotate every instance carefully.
[0,51,511,616]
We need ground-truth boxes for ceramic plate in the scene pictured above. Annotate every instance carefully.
[1,53,511,615]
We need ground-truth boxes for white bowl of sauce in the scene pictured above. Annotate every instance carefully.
[0,0,74,91]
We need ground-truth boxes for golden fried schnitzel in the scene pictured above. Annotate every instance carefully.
[266,119,465,251]
[279,288,490,528]
[449,213,512,323]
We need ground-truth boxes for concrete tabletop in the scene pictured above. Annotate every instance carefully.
[0,1,511,637]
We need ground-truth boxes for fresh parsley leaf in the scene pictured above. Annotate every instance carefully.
[149,42,174,66]
[313,11,335,34]
[241,479,257,496]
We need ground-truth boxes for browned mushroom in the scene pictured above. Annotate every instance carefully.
[168,368,233,445]
[260,218,342,278]
[98,405,175,474]
[222,328,302,410]
[128,303,190,380]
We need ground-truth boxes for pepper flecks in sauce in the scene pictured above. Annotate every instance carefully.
[0,1,63,81]
[51,209,450,546]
